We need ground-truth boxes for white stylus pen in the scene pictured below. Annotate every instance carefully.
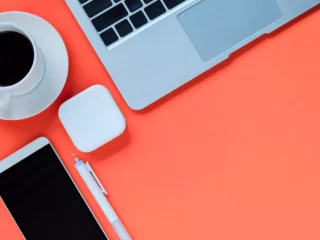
[73,154,132,240]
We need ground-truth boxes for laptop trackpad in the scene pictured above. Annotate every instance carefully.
[178,0,282,62]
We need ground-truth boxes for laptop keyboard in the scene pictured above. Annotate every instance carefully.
[79,0,186,46]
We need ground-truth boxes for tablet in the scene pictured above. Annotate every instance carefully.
[0,137,108,240]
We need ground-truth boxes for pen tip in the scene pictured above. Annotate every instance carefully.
[72,153,78,161]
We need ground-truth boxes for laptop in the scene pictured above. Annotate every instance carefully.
[66,0,320,110]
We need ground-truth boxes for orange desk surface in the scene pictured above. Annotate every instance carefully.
[1,1,320,240]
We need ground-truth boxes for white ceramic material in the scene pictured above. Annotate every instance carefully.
[0,22,46,110]
[0,12,69,120]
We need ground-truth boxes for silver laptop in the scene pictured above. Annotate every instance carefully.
[66,0,319,110]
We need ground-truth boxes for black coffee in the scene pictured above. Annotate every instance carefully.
[0,31,34,86]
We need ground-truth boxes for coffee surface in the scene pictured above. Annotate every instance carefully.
[0,31,34,86]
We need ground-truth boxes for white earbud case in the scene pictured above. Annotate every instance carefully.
[59,85,126,152]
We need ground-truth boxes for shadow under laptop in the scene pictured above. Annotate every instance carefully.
[137,4,320,114]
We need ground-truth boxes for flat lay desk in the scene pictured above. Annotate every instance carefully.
[1,1,320,240]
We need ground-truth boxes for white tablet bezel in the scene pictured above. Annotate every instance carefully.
[0,137,109,239]
[0,137,50,173]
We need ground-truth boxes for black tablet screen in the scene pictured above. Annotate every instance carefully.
[0,144,107,240]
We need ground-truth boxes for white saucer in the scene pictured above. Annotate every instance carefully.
[0,12,68,120]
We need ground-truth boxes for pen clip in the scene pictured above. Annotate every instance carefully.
[85,162,108,195]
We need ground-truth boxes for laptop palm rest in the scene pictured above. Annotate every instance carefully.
[178,0,283,62]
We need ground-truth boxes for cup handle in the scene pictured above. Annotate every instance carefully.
[0,92,11,113]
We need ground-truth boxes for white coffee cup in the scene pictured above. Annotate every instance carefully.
[0,22,46,112]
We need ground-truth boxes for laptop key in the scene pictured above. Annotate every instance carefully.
[144,1,166,20]
[125,0,143,12]
[79,0,89,4]
[130,11,148,29]
[115,20,133,37]
[100,28,118,46]
[163,0,185,9]
[92,4,128,32]
[143,0,153,4]
[84,0,112,18]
